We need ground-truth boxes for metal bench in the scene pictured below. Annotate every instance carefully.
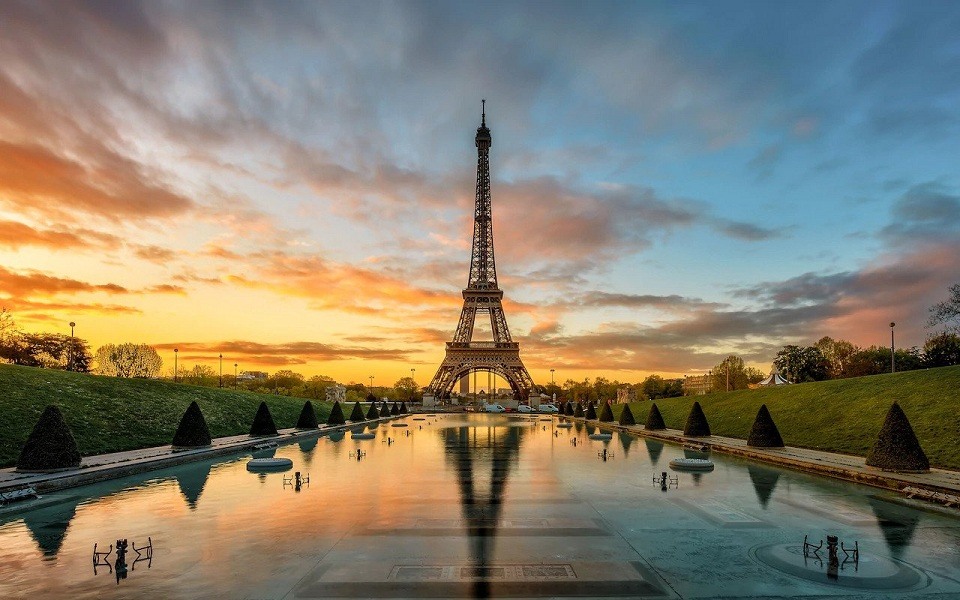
[0,487,39,505]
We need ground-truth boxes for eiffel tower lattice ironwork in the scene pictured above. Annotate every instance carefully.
[427,102,536,400]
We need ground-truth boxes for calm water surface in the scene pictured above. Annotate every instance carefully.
[0,414,958,598]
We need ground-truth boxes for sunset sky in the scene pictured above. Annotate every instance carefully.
[2,1,959,386]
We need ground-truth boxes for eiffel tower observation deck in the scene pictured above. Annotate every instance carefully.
[426,101,536,401]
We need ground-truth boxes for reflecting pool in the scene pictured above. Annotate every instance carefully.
[1,414,959,598]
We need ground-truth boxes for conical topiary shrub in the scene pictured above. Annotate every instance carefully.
[866,402,929,473]
[645,403,666,430]
[747,404,784,448]
[390,402,400,416]
[250,401,279,436]
[618,404,636,426]
[574,402,584,418]
[400,401,408,414]
[585,402,597,420]
[379,403,390,418]
[683,401,711,437]
[349,402,365,421]
[296,401,319,429]
[16,405,82,471]
[326,401,346,425]
[598,400,614,422]
[172,401,212,447]
[366,402,380,419]
[564,402,574,416]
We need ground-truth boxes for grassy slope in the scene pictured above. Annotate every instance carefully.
[614,365,960,470]
[0,364,334,467]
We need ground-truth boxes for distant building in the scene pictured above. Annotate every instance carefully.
[325,384,346,403]
[238,370,268,381]
[683,373,713,396]
[616,387,636,404]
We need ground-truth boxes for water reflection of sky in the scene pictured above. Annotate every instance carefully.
[0,414,958,598]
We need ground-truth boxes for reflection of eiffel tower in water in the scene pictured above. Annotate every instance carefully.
[427,102,535,400]
[441,424,524,598]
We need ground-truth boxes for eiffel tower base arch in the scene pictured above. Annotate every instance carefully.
[428,343,535,401]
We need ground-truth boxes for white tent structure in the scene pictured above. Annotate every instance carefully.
[758,371,790,386]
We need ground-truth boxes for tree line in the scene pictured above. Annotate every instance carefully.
[772,285,960,382]
[0,309,92,371]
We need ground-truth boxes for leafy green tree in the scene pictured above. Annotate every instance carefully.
[641,375,665,400]
[744,367,766,385]
[773,346,829,383]
[303,375,335,399]
[393,377,420,402]
[270,370,305,391]
[15,333,91,371]
[845,345,923,376]
[923,332,960,367]
[661,378,684,397]
[814,336,858,379]
[181,364,217,386]
[95,343,163,378]
[711,355,751,391]
[562,378,596,404]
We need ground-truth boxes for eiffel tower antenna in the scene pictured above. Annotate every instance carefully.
[426,103,536,401]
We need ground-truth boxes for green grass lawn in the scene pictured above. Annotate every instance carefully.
[613,365,960,470]
[0,364,334,467]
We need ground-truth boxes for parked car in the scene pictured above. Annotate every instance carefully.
[517,404,534,413]
[483,403,506,413]
[537,404,559,413]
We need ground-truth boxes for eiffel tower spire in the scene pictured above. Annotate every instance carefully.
[427,103,536,401]
[469,98,497,291]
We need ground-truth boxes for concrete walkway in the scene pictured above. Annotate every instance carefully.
[0,419,388,495]
[588,418,960,499]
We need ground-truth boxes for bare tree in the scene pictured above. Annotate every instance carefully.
[929,283,960,333]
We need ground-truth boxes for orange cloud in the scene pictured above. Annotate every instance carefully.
[1,299,141,320]
[0,266,129,297]
[0,220,122,251]
[0,140,194,221]
[224,252,458,317]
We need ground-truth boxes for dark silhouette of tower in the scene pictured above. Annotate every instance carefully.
[427,102,535,400]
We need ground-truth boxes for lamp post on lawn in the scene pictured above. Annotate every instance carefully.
[890,322,896,373]
[174,348,178,382]
[68,321,76,371]
[369,375,374,396]
[234,363,238,388]
[219,353,223,387]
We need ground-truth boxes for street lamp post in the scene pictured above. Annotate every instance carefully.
[174,348,178,382]
[68,321,76,371]
[219,353,223,388]
[369,375,374,396]
[890,322,896,373]
[550,368,555,386]
[234,363,238,388]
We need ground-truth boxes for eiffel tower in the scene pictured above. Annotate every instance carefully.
[426,102,536,400]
